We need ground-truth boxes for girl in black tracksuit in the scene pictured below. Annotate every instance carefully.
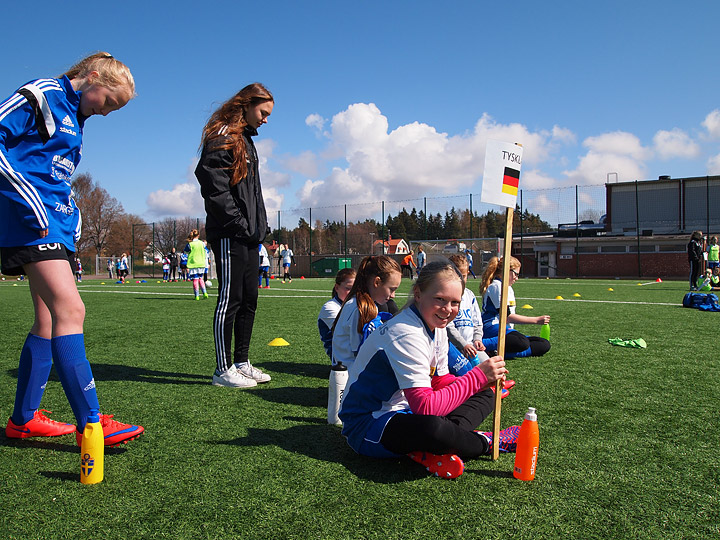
[687,231,704,290]
[195,83,275,388]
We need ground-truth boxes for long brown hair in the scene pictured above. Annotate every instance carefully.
[334,255,401,334]
[332,267,357,298]
[200,83,274,187]
[480,256,520,295]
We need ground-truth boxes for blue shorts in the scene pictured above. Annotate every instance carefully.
[283,263,290,269]
[709,261,719,270]
[356,410,411,459]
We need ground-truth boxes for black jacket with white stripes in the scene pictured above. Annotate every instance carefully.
[195,127,269,245]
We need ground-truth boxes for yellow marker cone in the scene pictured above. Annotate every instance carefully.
[573,293,581,297]
[555,295,564,300]
[608,287,614,291]
[637,283,642,286]
[521,304,533,309]
[269,338,290,346]
[101,282,105,285]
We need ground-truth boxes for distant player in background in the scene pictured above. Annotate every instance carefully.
[107,258,114,279]
[1,52,143,445]
[688,231,704,290]
[259,243,270,288]
[318,268,356,360]
[281,245,294,283]
[465,249,476,279]
[401,250,416,279]
[184,229,208,300]
[162,253,170,282]
[168,247,179,281]
[416,246,426,274]
[707,236,719,271]
[74,258,83,282]
[179,250,188,281]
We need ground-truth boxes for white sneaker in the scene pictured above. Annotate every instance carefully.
[235,362,271,383]
[212,365,257,388]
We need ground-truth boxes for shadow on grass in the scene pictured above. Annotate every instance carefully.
[260,361,329,380]
[254,385,326,408]
[5,364,208,386]
[217,415,431,484]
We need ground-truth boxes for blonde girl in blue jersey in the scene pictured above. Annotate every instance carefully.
[331,256,401,368]
[1,52,143,446]
[318,267,356,360]
[339,261,520,479]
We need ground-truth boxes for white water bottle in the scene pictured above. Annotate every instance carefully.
[328,363,348,425]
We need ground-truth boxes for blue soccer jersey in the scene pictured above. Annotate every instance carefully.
[481,279,516,333]
[0,76,85,249]
[339,305,449,453]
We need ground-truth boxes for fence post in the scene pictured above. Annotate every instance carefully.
[635,180,641,278]
[519,190,524,272]
[309,207,313,277]
[469,193,473,240]
[344,204,348,258]
[382,201,386,254]
[575,185,579,278]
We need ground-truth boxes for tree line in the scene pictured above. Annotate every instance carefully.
[73,173,553,263]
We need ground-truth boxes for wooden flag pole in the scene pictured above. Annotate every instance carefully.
[491,205,514,460]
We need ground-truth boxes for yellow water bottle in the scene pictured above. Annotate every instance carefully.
[80,411,104,484]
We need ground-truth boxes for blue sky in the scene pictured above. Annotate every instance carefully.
[3,0,720,227]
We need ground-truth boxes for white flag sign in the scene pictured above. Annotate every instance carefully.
[481,140,523,208]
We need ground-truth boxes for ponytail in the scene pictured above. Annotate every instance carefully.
[480,256,520,295]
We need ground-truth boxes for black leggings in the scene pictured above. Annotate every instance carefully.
[211,238,259,371]
[379,389,494,459]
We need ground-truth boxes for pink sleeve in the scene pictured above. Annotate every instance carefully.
[404,367,489,417]
[431,372,457,391]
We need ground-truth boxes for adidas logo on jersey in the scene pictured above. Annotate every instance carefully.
[62,115,75,128]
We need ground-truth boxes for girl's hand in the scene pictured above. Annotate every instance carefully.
[462,344,477,359]
[536,315,550,325]
[478,355,508,384]
[39,228,48,239]
[473,340,486,351]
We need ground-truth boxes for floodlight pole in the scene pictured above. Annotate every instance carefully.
[492,206,514,460]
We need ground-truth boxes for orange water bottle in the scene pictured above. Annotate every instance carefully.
[80,411,104,484]
[513,407,539,481]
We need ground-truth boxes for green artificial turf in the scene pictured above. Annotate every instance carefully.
[0,276,718,539]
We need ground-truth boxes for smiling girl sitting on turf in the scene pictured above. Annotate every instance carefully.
[339,260,520,479]
[1,52,143,445]
[331,256,401,368]
[480,256,550,358]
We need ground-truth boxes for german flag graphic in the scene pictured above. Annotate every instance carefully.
[502,167,520,196]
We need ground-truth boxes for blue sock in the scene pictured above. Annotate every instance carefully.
[51,334,100,431]
[506,347,533,359]
[11,334,53,425]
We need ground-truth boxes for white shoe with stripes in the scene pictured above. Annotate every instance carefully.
[235,362,271,383]
[212,365,257,388]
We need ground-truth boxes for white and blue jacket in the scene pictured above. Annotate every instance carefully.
[0,76,84,249]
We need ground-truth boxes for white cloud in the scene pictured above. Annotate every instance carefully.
[702,109,720,139]
[708,153,720,175]
[583,131,650,160]
[306,113,326,132]
[653,128,700,159]
[146,181,204,217]
[298,104,571,208]
[280,150,321,177]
